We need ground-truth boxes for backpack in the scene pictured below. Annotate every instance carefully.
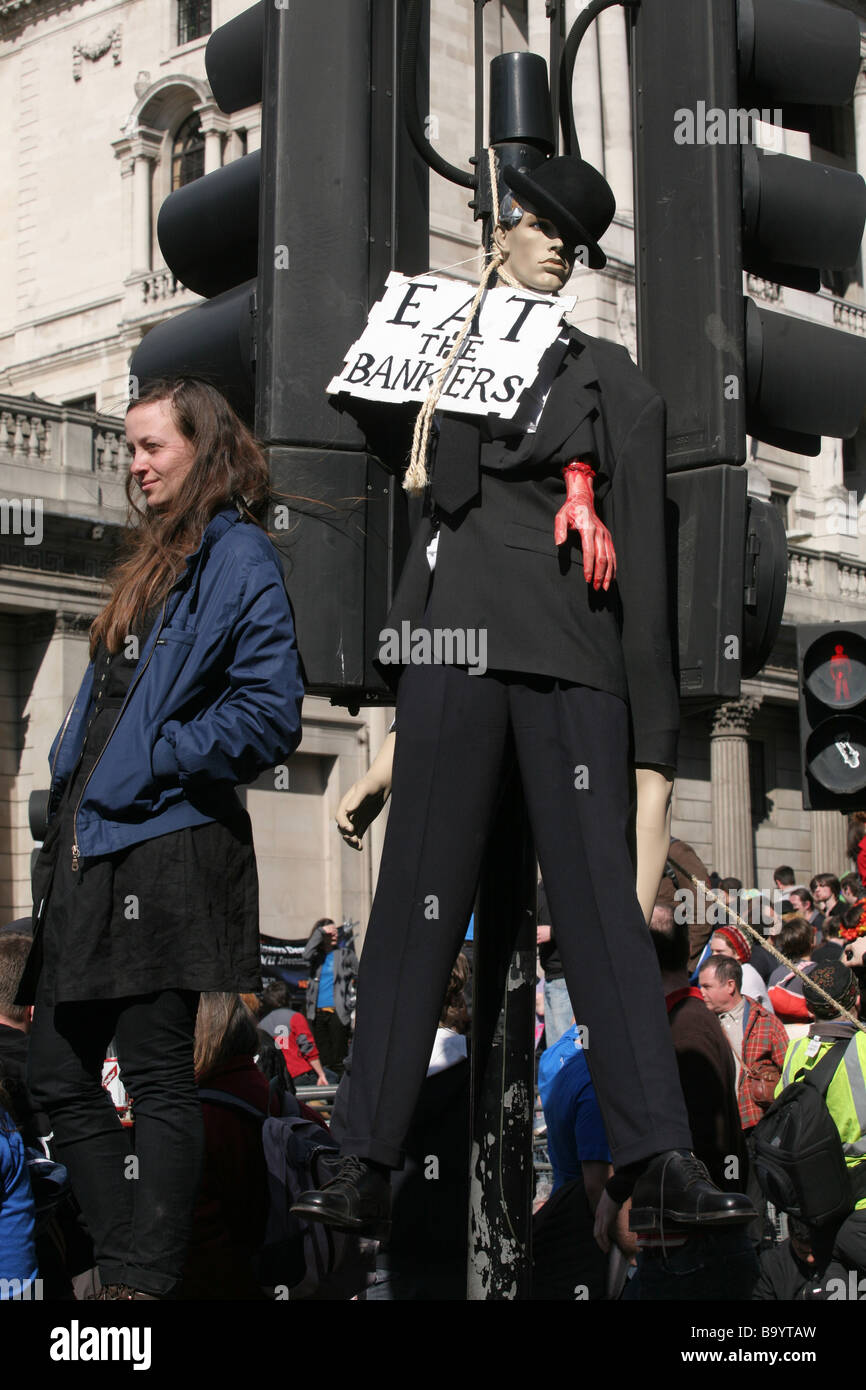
[752,1038,866,1228]
[197,1087,376,1300]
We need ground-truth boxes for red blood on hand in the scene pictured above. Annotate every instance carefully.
[554,459,616,591]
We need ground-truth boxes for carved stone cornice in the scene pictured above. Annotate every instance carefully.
[709,696,761,739]
[54,610,97,636]
[194,101,232,137]
[0,0,86,41]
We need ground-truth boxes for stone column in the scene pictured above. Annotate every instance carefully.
[854,34,866,302]
[709,697,761,886]
[597,6,633,219]
[131,154,153,271]
[810,810,849,878]
[123,129,162,275]
[197,105,231,175]
[224,128,244,164]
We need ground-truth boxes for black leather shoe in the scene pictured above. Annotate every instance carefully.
[291,1154,391,1240]
[629,1151,756,1232]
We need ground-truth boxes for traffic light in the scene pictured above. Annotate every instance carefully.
[632,0,866,464]
[669,464,787,698]
[129,3,264,422]
[630,0,866,700]
[797,623,866,810]
[130,1,430,704]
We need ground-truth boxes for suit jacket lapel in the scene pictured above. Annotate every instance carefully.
[529,331,603,464]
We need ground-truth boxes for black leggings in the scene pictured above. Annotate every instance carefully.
[28,987,203,1297]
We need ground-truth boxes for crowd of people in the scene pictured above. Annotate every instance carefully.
[3,840,866,1301]
[534,849,866,1300]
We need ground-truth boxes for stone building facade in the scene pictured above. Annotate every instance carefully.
[1,0,865,935]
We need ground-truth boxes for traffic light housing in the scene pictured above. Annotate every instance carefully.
[669,464,787,698]
[129,4,264,423]
[129,1,430,705]
[797,623,866,810]
[632,0,866,467]
[631,0,866,700]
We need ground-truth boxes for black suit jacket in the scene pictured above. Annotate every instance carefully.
[340,326,679,769]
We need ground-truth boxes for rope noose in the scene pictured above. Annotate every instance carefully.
[403,148,522,495]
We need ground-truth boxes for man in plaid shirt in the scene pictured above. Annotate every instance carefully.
[698,954,789,1132]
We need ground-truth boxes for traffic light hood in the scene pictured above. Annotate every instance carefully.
[501,156,615,269]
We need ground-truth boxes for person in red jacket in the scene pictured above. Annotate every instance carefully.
[767,916,816,1025]
[698,954,789,1133]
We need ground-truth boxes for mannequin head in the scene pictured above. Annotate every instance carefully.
[492,196,574,294]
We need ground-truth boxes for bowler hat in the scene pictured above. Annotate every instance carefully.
[501,156,616,270]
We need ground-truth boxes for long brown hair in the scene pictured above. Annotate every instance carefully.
[194,992,259,1082]
[90,378,271,656]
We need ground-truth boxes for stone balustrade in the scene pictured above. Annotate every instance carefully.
[833,299,866,336]
[0,393,129,521]
[787,546,866,620]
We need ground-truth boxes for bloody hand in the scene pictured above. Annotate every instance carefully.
[554,459,616,591]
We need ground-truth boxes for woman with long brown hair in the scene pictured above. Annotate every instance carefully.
[22,378,304,1299]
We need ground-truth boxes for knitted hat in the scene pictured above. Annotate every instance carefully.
[803,962,859,1020]
[711,924,752,963]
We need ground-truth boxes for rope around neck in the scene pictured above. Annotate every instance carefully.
[403,148,521,495]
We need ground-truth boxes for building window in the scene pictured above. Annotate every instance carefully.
[171,113,205,190]
[63,394,97,413]
[177,0,211,48]
[769,491,789,530]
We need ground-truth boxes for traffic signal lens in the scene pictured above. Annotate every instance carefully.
[805,717,866,796]
[804,630,866,710]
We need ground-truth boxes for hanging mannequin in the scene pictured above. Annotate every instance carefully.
[294,155,752,1242]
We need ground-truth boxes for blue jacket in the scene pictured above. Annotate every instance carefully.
[47,506,304,859]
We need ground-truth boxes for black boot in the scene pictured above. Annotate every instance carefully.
[291,1154,391,1239]
[629,1151,756,1231]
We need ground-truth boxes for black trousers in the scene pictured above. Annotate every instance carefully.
[312,1009,351,1075]
[341,660,692,1169]
[28,987,203,1297]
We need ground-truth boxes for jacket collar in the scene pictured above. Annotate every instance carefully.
[180,503,243,573]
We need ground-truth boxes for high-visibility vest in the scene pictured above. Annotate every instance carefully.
[778,1031,866,1211]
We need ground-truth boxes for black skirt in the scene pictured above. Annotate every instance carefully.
[22,631,262,1007]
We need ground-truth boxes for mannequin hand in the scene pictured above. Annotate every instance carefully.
[336,778,390,850]
[335,731,395,850]
[634,765,674,925]
[553,460,616,591]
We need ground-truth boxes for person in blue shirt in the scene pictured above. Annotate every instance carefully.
[0,1088,38,1298]
[303,919,359,1077]
[537,1022,611,1204]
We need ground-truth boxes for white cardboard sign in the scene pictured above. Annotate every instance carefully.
[327,272,574,419]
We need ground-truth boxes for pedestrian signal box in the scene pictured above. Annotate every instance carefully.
[797,623,866,809]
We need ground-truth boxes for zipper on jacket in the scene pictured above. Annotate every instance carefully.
[49,694,78,790]
[70,595,169,873]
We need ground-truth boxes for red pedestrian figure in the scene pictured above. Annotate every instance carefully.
[830,644,852,702]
